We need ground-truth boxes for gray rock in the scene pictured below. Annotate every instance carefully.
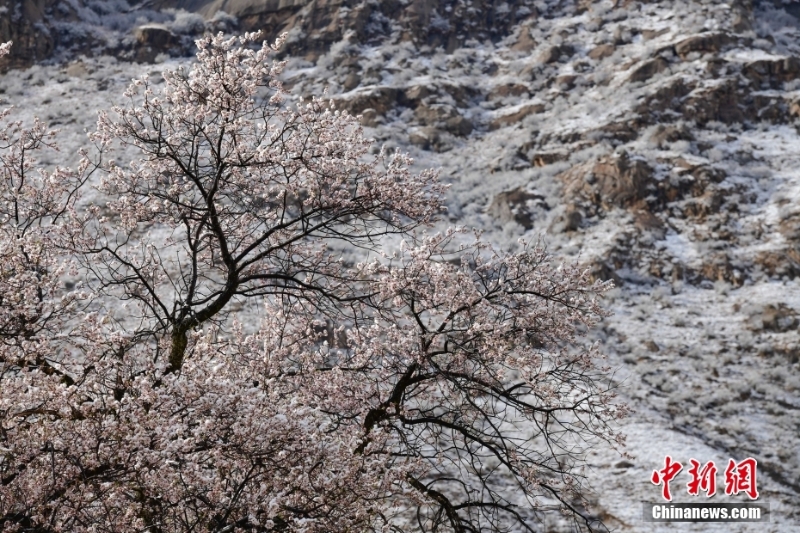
[488,187,549,230]
[444,115,473,137]
[748,304,798,332]
[628,58,669,83]
[539,44,575,64]
[649,124,694,148]
[674,32,733,59]
[588,43,615,60]
[333,87,398,116]
[489,104,545,130]
[560,152,654,210]
[359,108,380,127]
[487,83,530,101]
[549,206,583,234]
[342,72,361,91]
[742,57,800,89]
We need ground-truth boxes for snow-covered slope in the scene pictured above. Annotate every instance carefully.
[1,0,799,530]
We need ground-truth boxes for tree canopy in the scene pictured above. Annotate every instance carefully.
[0,34,626,533]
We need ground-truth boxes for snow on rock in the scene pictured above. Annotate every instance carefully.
[1,0,800,530]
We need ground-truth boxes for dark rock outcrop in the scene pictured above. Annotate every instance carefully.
[489,103,545,130]
[674,32,733,59]
[414,103,473,137]
[488,187,549,229]
[648,124,694,148]
[681,79,744,124]
[539,43,575,64]
[133,24,181,63]
[628,57,669,83]
[332,86,398,115]
[588,43,615,60]
[742,56,800,89]
[487,83,530,101]
[0,0,58,70]
[748,303,798,332]
[561,152,654,210]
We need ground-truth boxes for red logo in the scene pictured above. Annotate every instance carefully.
[651,455,683,501]
[724,458,759,500]
[652,456,758,501]
[687,459,717,497]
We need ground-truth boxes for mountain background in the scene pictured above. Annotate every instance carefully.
[1,0,799,531]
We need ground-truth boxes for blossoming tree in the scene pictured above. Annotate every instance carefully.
[0,35,626,533]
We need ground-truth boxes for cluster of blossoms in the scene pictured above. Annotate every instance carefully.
[0,34,626,533]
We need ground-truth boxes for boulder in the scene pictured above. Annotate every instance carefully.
[588,43,615,60]
[489,103,545,130]
[561,152,654,210]
[511,24,537,52]
[555,74,578,90]
[641,28,669,40]
[549,205,583,233]
[444,115,473,137]
[674,32,732,59]
[359,108,380,127]
[488,187,549,229]
[135,24,179,49]
[132,24,182,63]
[415,103,458,124]
[529,151,568,167]
[628,58,669,83]
[539,44,575,64]
[409,127,439,150]
[333,87,398,116]
[648,124,694,148]
[742,57,800,89]
[487,83,530,101]
[748,304,798,332]
[342,72,361,91]
[399,85,434,107]
[681,80,743,124]
[0,0,57,70]
[754,249,800,279]
[635,78,694,119]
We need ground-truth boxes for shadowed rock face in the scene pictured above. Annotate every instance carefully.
[488,187,548,229]
[151,0,309,17]
[4,0,795,305]
[559,152,655,212]
[0,0,540,67]
[0,0,57,69]
[193,0,540,60]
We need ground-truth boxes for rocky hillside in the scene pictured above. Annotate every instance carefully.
[1,0,799,531]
